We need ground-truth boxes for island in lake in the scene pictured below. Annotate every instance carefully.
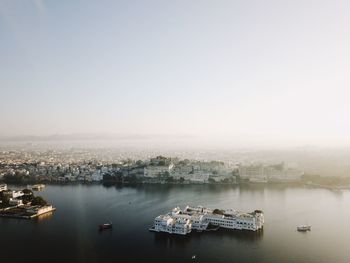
[0,184,55,219]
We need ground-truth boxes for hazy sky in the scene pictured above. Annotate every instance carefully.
[1,0,350,146]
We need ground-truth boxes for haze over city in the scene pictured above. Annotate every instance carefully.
[1,0,350,147]
[3,2,350,263]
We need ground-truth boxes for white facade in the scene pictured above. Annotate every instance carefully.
[239,164,265,180]
[189,172,210,183]
[153,214,192,235]
[91,170,103,181]
[151,205,264,235]
[171,207,209,231]
[144,164,174,178]
[202,210,263,231]
[31,184,45,190]
[181,206,264,231]
[0,184,7,192]
[239,163,303,182]
[9,198,23,206]
[172,165,193,180]
[3,190,24,199]
[26,205,54,215]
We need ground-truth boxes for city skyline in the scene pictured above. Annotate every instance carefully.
[1,0,350,147]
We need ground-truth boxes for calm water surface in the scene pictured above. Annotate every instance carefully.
[1,184,349,263]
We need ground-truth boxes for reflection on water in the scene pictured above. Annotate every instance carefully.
[1,184,349,263]
[36,211,54,221]
[153,228,264,247]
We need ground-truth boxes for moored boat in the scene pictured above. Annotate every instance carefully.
[99,222,113,230]
[297,225,311,231]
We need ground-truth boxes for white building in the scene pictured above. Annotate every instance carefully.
[144,163,174,178]
[189,171,210,183]
[26,205,54,216]
[172,165,193,180]
[151,205,264,235]
[91,170,103,181]
[239,164,265,181]
[153,214,192,235]
[3,190,24,199]
[180,206,264,231]
[0,184,7,192]
[13,191,24,198]
[9,198,23,206]
[239,163,303,183]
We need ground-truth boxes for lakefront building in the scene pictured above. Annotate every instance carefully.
[2,190,24,199]
[150,205,264,235]
[239,163,303,183]
[0,184,7,192]
[144,163,174,178]
[153,214,192,235]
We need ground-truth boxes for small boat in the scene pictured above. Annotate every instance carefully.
[192,255,196,259]
[99,222,113,231]
[297,225,311,232]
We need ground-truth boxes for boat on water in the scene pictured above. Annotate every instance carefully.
[297,225,311,232]
[99,222,113,231]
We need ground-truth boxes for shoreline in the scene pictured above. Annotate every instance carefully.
[2,181,349,191]
[0,206,56,220]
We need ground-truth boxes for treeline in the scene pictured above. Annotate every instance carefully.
[102,173,184,184]
[1,174,49,184]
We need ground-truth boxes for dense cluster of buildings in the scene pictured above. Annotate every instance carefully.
[0,183,55,218]
[239,163,304,183]
[0,184,24,206]
[0,149,303,184]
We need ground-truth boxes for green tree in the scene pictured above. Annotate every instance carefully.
[31,196,47,206]
[213,209,224,215]
[1,195,10,206]
[136,160,143,166]
[158,160,166,166]
[124,174,138,184]
[166,176,174,183]
[208,177,215,184]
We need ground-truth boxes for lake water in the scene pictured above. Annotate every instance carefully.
[1,184,349,263]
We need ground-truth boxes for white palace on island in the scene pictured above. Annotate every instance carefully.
[149,205,264,235]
